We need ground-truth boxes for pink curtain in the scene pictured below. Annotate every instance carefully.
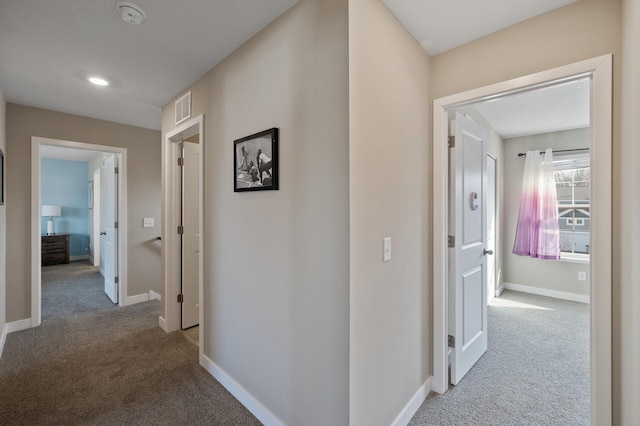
[513,149,561,259]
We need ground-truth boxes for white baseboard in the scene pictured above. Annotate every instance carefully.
[503,282,590,304]
[0,324,7,359]
[201,354,285,426]
[126,291,162,306]
[7,318,32,333]
[391,376,432,426]
[70,255,89,261]
[496,281,505,297]
[125,293,149,305]
[158,316,167,332]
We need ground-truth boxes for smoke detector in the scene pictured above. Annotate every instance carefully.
[116,2,146,25]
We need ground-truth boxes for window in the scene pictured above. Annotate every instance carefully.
[554,153,590,257]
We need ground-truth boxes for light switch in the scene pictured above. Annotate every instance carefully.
[143,218,155,228]
[578,271,587,282]
[383,237,391,262]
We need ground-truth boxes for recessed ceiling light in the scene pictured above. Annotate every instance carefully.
[89,77,109,86]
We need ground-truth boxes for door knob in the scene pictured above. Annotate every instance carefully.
[100,232,107,236]
[483,249,494,255]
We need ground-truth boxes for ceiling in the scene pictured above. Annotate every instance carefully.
[381,0,577,56]
[0,0,299,130]
[0,0,578,132]
[472,78,590,139]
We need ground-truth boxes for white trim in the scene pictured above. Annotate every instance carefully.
[70,255,89,261]
[32,137,128,327]
[391,376,433,426]
[503,282,590,304]
[559,254,590,264]
[496,282,505,297]
[0,324,7,359]
[163,115,205,336]
[125,293,149,305]
[158,315,167,332]
[432,55,612,425]
[7,318,32,333]
[149,290,161,301]
[200,354,285,426]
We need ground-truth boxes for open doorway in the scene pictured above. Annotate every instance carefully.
[30,137,128,327]
[432,55,612,423]
[161,115,204,347]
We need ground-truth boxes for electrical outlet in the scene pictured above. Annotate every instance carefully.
[578,271,587,282]
[143,218,155,228]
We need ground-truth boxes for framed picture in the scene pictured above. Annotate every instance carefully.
[88,180,93,209]
[0,148,4,205]
[234,128,279,192]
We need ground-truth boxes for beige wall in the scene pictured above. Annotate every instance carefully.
[503,129,590,297]
[348,0,431,424]
[619,0,640,423]
[161,0,350,423]
[431,0,640,422]
[0,87,6,342]
[6,104,161,322]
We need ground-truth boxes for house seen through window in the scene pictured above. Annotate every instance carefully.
[554,152,590,257]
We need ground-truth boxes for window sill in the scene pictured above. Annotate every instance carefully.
[559,254,590,264]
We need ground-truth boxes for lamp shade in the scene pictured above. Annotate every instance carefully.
[42,205,61,217]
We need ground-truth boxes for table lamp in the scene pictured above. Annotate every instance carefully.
[42,205,61,235]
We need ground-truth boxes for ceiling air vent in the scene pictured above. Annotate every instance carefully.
[175,91,191,125]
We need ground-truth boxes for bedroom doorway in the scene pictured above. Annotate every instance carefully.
[31,137,128,326]
[433,55,612,423]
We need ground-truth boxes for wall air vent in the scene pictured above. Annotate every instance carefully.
[175,91,191,125]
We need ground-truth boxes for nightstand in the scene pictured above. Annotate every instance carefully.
[41,234,70,266]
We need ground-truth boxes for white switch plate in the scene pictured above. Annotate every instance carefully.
[383,237,391,262]
[578,271,587,282]
[143,218,155,228]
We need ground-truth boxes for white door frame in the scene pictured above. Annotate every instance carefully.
[433,55,612,425]
[31,137,128,327]
[161,115,204,341]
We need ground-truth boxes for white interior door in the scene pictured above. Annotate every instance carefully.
[181,140,200,329]
[487,155,497,304]
[101,154,118,304]
[449,112,488,385]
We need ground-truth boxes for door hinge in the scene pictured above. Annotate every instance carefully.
[114,221,119,229]
[448,235,455,248]
[448,136,455,148]
[178,157,184,167]
[177,225,184,235]
[177,294,184,303]
[115,166,119,174]
[115,276,119,284]
[448,334,455,348]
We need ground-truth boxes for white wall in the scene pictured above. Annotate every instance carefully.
[161,0,350,423]
[349,0,431,424]
[502,129,590,297]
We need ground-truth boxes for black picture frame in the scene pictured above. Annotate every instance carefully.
[234,128,279,192]
[0,148,4,205]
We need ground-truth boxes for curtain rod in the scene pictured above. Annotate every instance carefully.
[517,148,589,157]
